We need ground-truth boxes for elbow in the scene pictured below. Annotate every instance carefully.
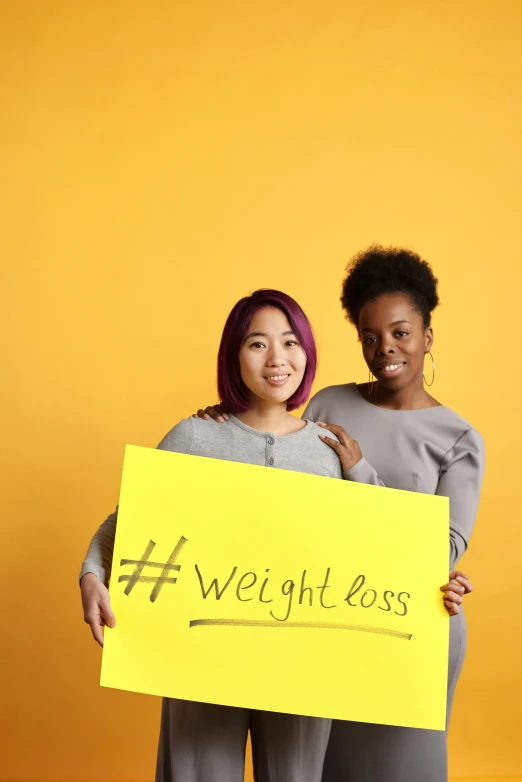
[449,535,467,569]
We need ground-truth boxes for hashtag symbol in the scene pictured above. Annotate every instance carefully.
[118,535,188,603]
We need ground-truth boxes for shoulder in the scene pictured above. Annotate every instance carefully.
[438,406,485,453]
[448,426,485,461]
[310,383,357,403]
[437,411,485,476]
[299,421,343,478]
[157,416,235,454]
[306,383,358,415]
[302,420,341,443]
[157,417,195,453]
[304,383,362,428]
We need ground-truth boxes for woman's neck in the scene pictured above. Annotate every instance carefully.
[234,402,305,435]
[362,380,440,410]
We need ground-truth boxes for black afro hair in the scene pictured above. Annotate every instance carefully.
[340,244,439,329]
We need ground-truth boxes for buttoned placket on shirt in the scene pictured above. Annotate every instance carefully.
[265,434,275,466]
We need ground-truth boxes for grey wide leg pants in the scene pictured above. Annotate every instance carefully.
[155,699,332,782]
[321,610,467,782]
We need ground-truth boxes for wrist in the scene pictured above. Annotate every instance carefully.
[341,455,363,472]
[80,572,100,586]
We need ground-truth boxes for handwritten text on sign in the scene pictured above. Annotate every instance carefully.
[101,445,449,730]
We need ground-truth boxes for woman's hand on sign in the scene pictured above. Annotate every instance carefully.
[440,570,473,616]
[81,572,116,646]
[316,422,364,472]
[193,404,229,423]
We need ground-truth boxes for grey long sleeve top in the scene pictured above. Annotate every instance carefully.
[80,415,342,585]
[303,383,485,568]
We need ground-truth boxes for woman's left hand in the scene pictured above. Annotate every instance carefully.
[318,423,473,617]
[316,422,363,472]
[440,570,473,616]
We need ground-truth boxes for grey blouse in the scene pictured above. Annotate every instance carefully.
[303,383,485,567]
[80,415,342,585]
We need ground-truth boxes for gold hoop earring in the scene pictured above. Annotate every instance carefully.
[368,368,375,395]
[423,351,435,386]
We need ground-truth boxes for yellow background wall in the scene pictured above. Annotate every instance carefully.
[2,1,521,780]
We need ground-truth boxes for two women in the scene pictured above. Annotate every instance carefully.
[81,245,484,782]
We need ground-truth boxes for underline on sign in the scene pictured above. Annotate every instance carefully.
[189,618,412,640]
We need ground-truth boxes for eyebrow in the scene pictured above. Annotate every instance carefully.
[244,330,295,340]
[360,320,412,333]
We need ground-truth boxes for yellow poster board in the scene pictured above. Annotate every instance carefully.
[101,445,449,730]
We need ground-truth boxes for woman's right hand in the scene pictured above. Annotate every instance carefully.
[193,405,229,422]
[81,572,116,647]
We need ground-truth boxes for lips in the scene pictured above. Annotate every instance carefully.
[374,362,406,377]
[264,373,290,386]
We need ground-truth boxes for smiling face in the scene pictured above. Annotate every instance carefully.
[358,294,433,391]
[238,306,307,407]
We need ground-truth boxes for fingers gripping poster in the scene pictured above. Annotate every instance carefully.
[101,445,449,730]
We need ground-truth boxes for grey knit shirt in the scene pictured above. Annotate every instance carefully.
[80,415,343,585]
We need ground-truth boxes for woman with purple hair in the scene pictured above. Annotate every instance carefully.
[80,289,346,782]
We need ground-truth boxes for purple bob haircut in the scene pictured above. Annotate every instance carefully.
[217,289,317,413]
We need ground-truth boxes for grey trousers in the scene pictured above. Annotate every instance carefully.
[155,699,332,782]
[321,610,467,782]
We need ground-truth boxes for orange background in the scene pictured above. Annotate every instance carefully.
[1,1,521,781]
